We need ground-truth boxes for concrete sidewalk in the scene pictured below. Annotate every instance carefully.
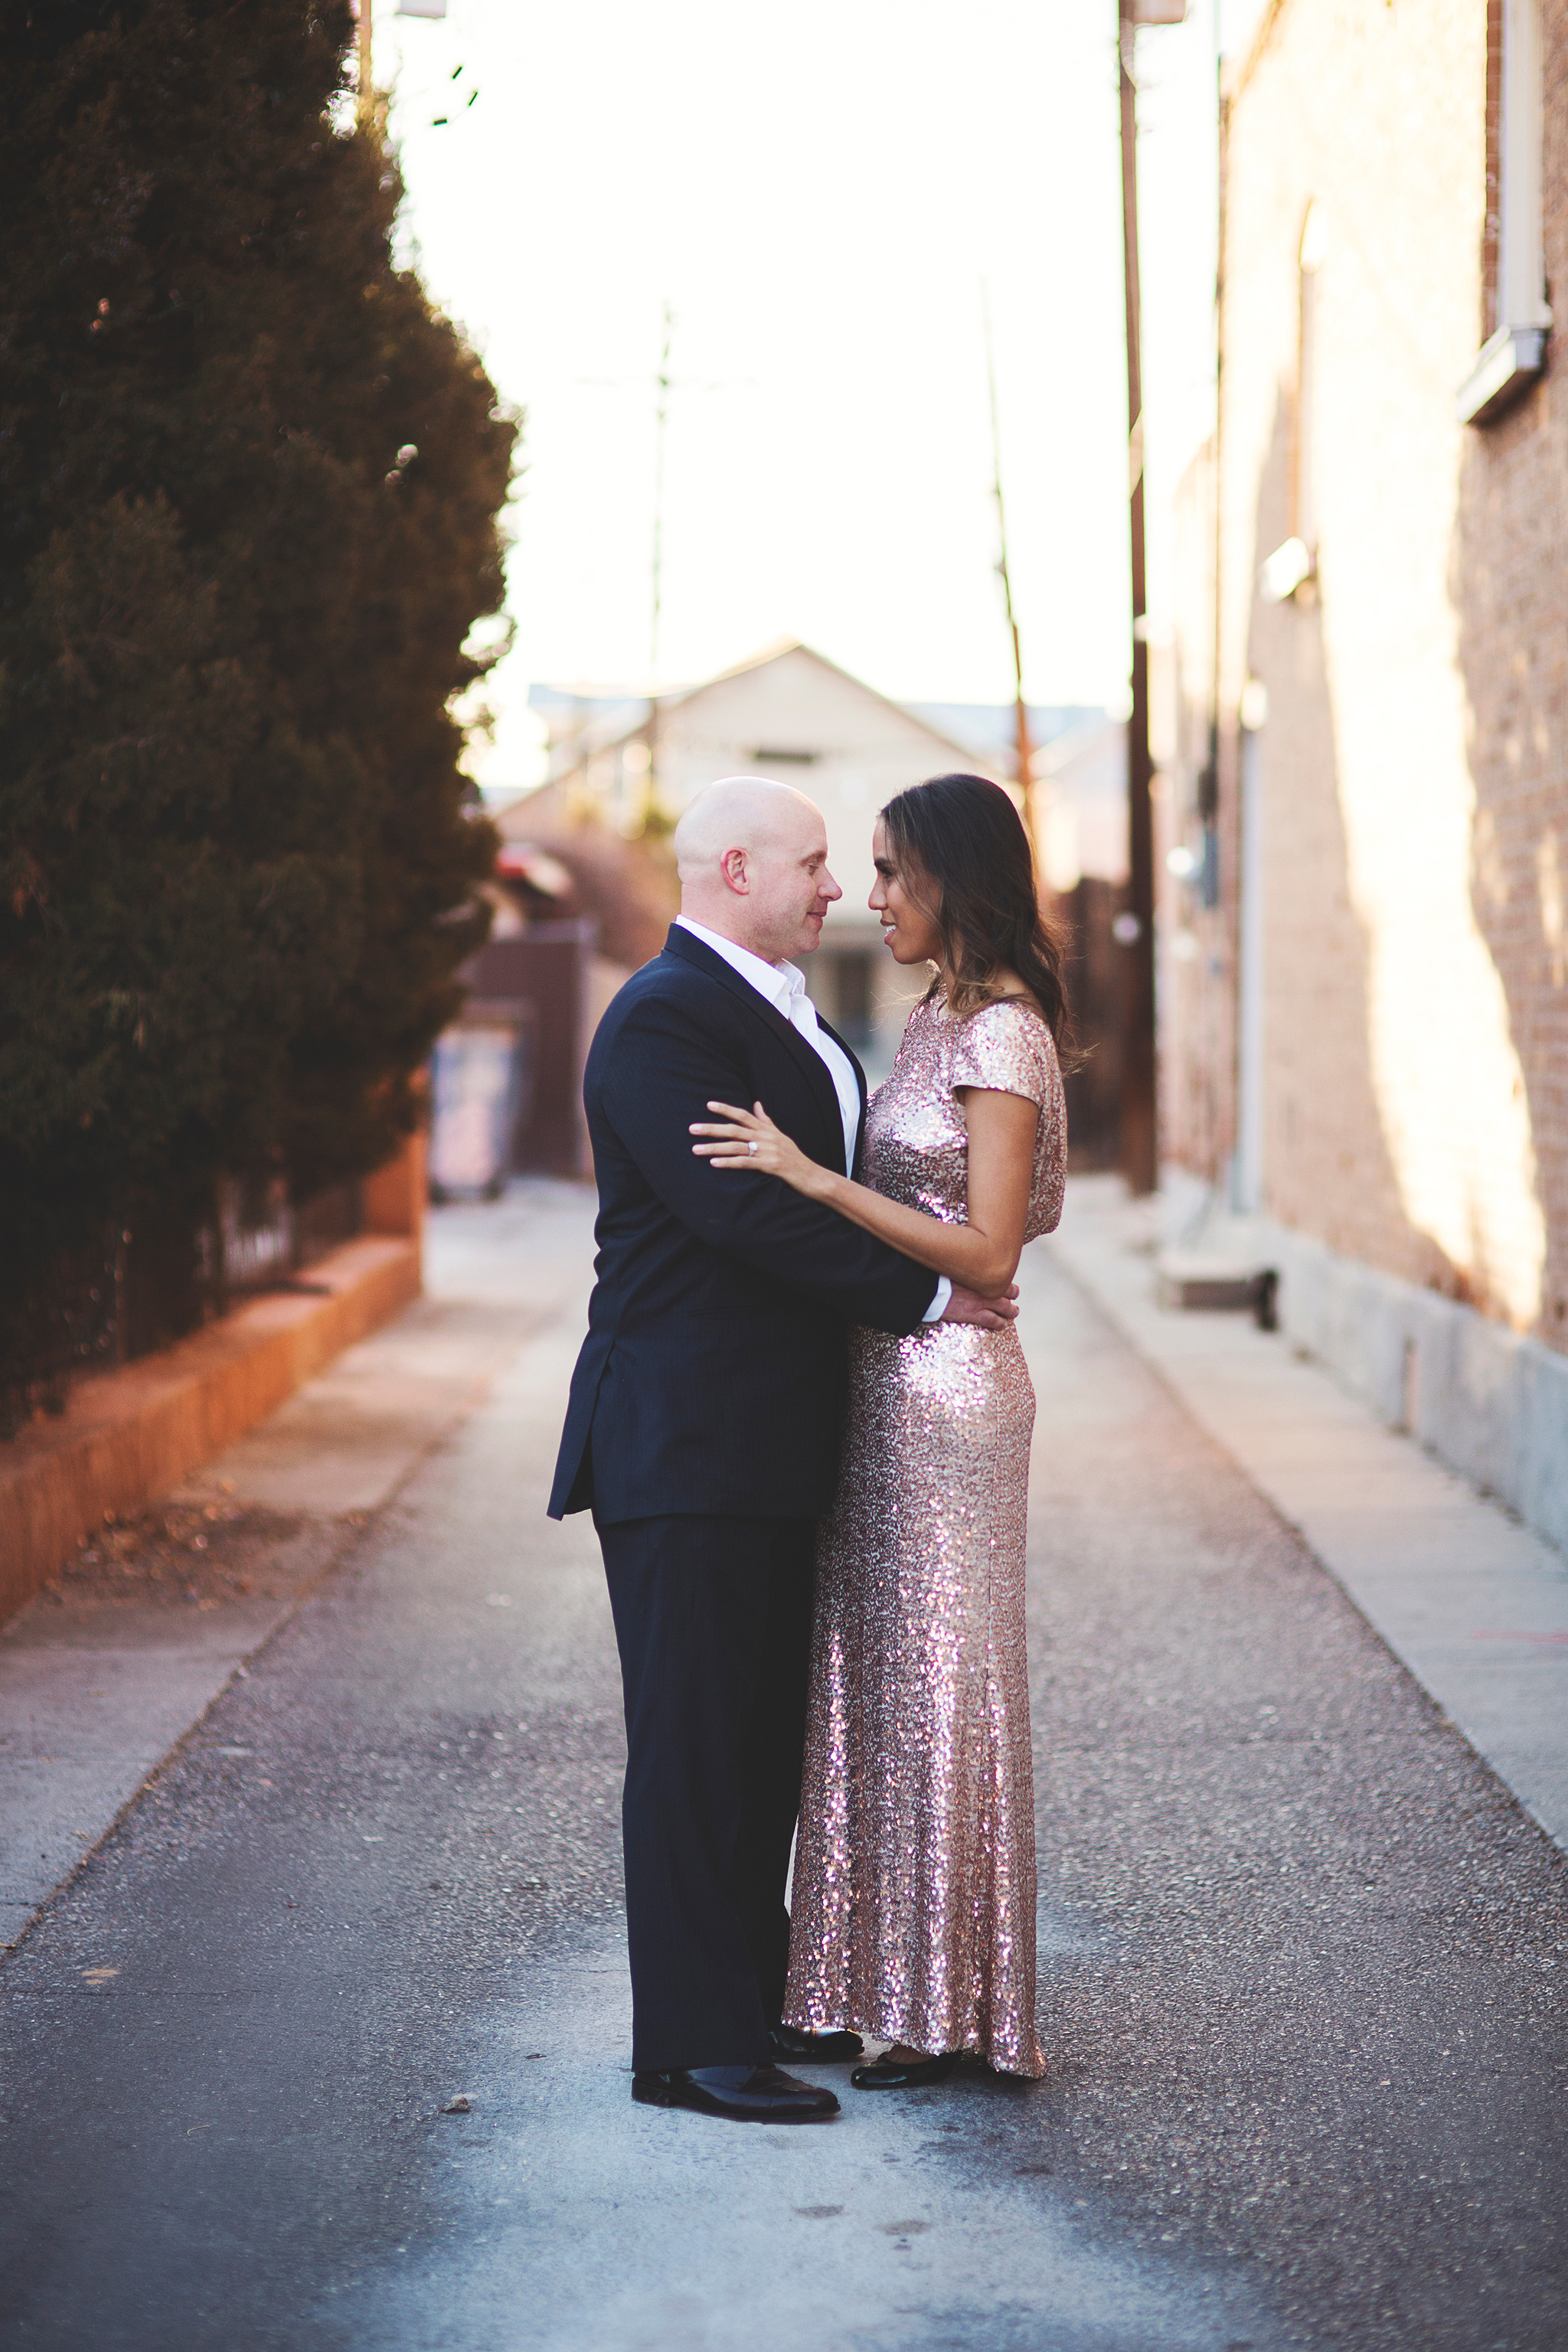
[1048,1177,1568,1856]
[0,1183,592,1952]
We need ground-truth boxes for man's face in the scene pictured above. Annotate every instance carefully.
[730,805,844,962]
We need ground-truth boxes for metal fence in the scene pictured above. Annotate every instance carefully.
[1,1178,363,1440]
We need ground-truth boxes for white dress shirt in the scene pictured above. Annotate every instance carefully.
[675,916,950,1322]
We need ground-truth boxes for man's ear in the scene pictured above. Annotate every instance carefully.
[720,848,749,894]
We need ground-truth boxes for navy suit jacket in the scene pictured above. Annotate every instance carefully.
[547,925,939,1524]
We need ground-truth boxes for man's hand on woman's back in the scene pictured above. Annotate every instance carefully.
[940,1282,1021,1330]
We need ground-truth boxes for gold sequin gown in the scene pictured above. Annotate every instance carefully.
[785,994,1066,2078]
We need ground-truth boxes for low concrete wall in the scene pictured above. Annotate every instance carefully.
[364,1129,426,1272]
[0,1233,420,1625]
[1263,1223,1568,1557]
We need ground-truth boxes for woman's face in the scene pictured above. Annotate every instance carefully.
[870,816,943,965]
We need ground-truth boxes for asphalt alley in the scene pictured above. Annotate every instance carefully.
[1,1184,1563,2350]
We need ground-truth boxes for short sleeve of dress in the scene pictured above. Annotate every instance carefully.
[948,998,1067,1240]
[948,998,1052,1105]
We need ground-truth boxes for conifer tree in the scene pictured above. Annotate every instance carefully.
[0,0,516,1391]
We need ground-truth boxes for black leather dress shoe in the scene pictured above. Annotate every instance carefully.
[768,2022,865,2064]
[851,2050,960,2090]
[632,2063,840,2122]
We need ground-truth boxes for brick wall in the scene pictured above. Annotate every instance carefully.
[1458,0,1568,1348]
[1165,0,1568,1350]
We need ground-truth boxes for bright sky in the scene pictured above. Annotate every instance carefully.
[373,0,1264,785]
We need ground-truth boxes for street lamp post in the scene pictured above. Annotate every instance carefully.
[1118,0,1156,1194]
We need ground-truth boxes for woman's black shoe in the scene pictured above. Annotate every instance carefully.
[851,2050,960,2090]
[769,2022,865,2063]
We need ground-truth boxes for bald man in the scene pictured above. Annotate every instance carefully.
[548,778,1017,2124]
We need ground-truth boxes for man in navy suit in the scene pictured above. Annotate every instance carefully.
[549,776,1017,2123]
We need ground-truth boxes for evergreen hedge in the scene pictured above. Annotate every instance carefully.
[0,0,516,1408]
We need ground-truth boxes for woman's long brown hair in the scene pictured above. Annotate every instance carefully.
[880,773,1075,1058]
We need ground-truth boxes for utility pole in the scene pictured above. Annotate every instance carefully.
[645,302,673,822]
[580,315,745,830]
[650,303,672,686]
[982,288,1038,861]
[358,0,373,123]
[1118,0,1158,1196]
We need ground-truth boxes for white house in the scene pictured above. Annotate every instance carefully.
[506,641,996,1070]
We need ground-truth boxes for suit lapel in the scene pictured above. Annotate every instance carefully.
[663,926,847,1171]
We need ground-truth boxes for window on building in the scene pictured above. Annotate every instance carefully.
[1459,0,1551,423]
[1259,204,1323,606]
[1294,201,1325,556]
[832,949,875,1047]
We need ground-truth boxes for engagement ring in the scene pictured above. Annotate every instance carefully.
[748,1140,759,1157]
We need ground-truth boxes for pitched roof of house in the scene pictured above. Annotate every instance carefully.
[522,639,991,794]
[664,638,989,765]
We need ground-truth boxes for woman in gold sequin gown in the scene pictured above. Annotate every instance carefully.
[690,774,1070,2086]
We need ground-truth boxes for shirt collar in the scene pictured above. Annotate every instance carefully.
[675,916,807,1016]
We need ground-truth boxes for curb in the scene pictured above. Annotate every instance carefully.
[0,1234,420,1625]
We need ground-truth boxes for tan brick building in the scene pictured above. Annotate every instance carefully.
[1163,0,1568,1361]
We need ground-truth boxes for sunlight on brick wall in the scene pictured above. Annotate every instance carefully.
[1171,0,1564,1341]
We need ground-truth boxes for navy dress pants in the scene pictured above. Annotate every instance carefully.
[596,1513,816,2073]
